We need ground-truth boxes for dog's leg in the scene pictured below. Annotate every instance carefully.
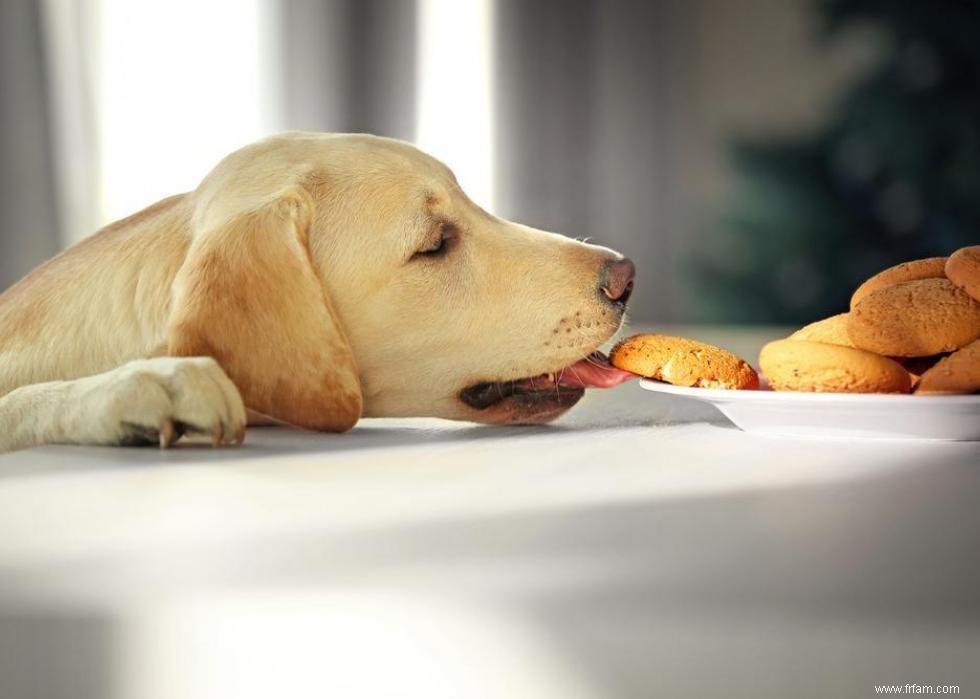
[0,357,247,452]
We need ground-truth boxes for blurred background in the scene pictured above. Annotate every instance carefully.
[2,0,979,324]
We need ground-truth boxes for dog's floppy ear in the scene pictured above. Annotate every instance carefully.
[168,186,361,432]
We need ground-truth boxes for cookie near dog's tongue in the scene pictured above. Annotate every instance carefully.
[557,352,636,388]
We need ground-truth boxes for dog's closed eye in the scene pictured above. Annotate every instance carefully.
[413,221,457,260]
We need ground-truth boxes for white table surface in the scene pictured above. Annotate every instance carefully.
[1,326,979,699]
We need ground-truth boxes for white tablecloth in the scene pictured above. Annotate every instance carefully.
[1,327,978,699]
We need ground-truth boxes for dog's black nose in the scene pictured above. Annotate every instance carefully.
[600,257,635,308]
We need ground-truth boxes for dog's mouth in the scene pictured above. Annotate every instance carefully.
[459,351,635,422]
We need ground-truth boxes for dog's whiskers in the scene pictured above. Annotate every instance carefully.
[583,355,605,369]
[555,374,562,400]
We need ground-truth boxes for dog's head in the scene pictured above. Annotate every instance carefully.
[169,133,635,430]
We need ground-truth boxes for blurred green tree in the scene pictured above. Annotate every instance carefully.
[694,0,980,324]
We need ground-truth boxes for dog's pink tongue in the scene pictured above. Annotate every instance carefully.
[559,353,636,389]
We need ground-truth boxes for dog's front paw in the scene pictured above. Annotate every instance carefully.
[70,357,247,448]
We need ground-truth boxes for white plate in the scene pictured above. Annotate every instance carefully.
[638,379,980,441]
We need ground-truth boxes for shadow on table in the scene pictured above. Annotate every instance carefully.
[0,389,730,477]
[0,366,738,477]
[0,417,731,479]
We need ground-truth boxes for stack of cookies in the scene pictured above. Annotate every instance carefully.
[760,245,980,394]
[609,246,980,395]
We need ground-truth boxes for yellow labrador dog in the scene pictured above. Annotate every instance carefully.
[0,133,635,452]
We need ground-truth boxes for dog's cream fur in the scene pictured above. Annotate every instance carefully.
[0,133,628,451]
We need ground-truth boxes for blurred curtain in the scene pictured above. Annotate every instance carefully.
[3,0,854,324]
[279,0,416,139]
[6,0,700,321]
[0,0,61,291]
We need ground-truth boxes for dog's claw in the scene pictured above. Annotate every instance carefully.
[211,423,224,447]
[159,417,176,449]
[235,426,246,445]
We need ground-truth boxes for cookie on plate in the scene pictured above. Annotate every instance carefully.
[915,339,980,394]
[759,339,911,394]
[850,256,947,308]
[945,245,980,304]
[848,278,980,357]
[610,334,759,390]
[788,313,855,348]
